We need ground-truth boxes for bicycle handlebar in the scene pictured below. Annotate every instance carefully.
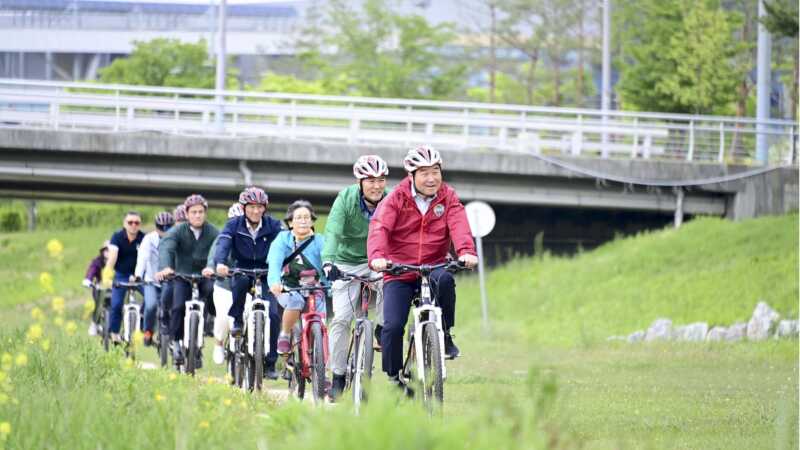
[112,280,161,289]
[170,272,220,282]
[281,283,334,293]
[382,260,469,276]
[226,268,270,278]
[337,271,383,284]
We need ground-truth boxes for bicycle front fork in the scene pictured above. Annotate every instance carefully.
[411,304,447,383]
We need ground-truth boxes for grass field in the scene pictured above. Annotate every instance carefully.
[0,213,797,449]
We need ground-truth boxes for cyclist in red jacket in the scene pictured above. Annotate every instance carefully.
[368,145,478,392]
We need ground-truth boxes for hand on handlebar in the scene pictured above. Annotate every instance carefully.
[458,254,478,269]
[269,283,283,298]
[322,262,341,281]
[201,267,215,278]
[81,278,92,288]
[370,258,391,272]
[155,267,174,282]
[215,263,229,277]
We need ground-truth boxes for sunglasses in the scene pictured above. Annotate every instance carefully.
[126,220,141,225]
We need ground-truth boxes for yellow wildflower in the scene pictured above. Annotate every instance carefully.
[14,354,27,367]
[53,317,64,328]
[26,324,43,341]
[1,354,11,371]
[64,322,77,336]
[169,373,177,381]
[83,300,95,319]
[0,421,10,440]
[40,339,50,352]
[154,392,165,402]
[199,421,209,429]
[30,307,44,321]
[51,297,65,314]
[46,239,64,258]
[39,272,54,294]
[223,398,232,406]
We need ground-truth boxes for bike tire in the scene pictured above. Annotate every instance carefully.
[422,322,444,411]
[102,309,110,352]
[126,309,137,360]
[159,333,169,367]
[353,321,374,407]
[253,312,265,391]
[310,322,326,404]
[186,313,199,376]
[234,347,246,389]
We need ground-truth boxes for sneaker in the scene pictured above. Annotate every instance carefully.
[110,333,122,344]
[389,374,414,398]
[331,373,346,401]
[143,331,153,347]
[265,361,279,380]
[277,333,291,355]
[172,341,185,365]
[88,322,98,336]
[444,331,460,360]
[213,343,225,365]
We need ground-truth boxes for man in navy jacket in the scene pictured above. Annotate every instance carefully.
[214,187,282,379]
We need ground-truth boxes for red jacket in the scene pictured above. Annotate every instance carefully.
[368,177,476,283]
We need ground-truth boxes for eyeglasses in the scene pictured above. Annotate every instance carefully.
[292,215,313,221]
[126,221,141,225]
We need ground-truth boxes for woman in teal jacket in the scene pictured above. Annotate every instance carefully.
[267,200,326,354]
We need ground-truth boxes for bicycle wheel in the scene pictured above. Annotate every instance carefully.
[186,313,199,376]
[352,321,374,407]
[102,309,110,352]
[234,346,246,389]
[310,322,326,403]
[289,340,305,400]
[253,312,265,391]
[126,309,137,360]
[158,330,169,368]
[422,322,444,411]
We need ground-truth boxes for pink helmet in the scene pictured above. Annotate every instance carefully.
[403,145,442,173]
[238,186,269,206]
[173,204,187,222]
[183,194,208,211]
[353,155,389,179]
[228,203,244,218]
[154,211,175,229]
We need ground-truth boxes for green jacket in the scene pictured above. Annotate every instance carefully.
[322,183,388,265]
[158,222,219,274]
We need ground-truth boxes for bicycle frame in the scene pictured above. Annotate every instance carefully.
[181,278,205,351]
[410,272,447,383]
[283,282,330,380]
[233,269,270,357]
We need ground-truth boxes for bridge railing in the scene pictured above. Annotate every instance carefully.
[0,78,796,166]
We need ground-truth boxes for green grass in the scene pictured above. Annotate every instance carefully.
[456,213,799,346]
[0,212,797,449]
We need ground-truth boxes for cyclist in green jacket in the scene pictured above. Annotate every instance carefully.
[323,155,390,400]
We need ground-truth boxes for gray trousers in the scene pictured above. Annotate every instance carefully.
[327,262,383,376]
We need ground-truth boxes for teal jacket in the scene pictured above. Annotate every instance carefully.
[158,222,219,275]
[267,231,326,287]
[321,183,388,265]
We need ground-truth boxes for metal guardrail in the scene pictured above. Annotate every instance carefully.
[0,78,796,166]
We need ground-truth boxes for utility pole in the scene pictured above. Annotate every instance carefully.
[214,0,227,133]
[755,0,772,164]
[601,0,611,157]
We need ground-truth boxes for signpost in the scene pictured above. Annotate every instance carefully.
[465,201,495,332]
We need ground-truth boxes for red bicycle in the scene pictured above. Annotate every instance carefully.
[281,272,331,404]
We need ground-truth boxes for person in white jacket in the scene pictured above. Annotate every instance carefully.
[132,211,174,346]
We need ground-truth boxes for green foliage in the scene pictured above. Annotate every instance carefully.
[252,72,335,95]
[457,213,799,346]
[0,210,22,232]
[761,0,799,38]
[616,0,748,114]
[296,0,466,99]
[99,38,238,88]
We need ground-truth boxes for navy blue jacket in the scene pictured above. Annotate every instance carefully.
[213,215,282,270]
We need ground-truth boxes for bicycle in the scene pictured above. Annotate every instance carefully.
[336,270,382,411]
[85,282,112,352]
[155,281,172,368]
[171,273,210,376]
[281,277,331,404]
[383,261,469,413]
[112,280,158,360]
[225,268,271,392]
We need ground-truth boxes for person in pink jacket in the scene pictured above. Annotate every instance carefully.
[368,145,478,393]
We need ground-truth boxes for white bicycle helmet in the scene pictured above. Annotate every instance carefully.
[353,155,389,179]
[403,145,442,173]
[227,203,244,218]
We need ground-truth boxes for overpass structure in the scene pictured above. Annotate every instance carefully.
[0,79,796,222]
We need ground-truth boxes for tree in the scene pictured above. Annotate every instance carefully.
[99,38,237,88]
[760,0,798,120]
[616,0,747,114]
[297,0,466,99]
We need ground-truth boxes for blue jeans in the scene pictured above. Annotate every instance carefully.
[110,273,142,334]
[142,284,160,333]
